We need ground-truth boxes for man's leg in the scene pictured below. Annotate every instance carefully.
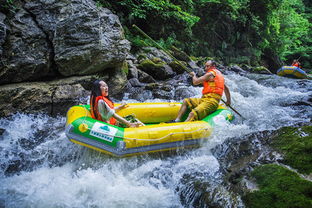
[175,99,188,121]
[184,111,195,122]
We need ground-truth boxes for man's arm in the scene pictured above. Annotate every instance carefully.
[224,84,231,106]
[190,72,214,85]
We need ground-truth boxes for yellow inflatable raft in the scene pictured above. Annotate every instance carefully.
[65,102,234,157]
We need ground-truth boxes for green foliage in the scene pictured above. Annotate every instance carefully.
[244,164,312,208]
[270,126,312,174]
[97,0,311,68]
[99,0,199,27]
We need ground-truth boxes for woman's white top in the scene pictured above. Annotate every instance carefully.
[98,99,115,121]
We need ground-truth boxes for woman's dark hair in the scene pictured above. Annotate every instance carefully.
[90,80,113,118]
[91,80,102,98]
[90,80,101,117]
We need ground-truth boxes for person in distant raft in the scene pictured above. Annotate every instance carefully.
[291,59,302,68]
[90,80,139,128]
[171,60,231,122]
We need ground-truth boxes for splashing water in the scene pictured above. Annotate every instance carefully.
[0,74,311,207]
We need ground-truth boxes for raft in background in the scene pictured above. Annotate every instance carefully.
[65,103,234,157]
[277,66,308,79]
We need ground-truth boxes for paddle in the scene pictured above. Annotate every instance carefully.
[221,99,246,120]
[132,24,246,120]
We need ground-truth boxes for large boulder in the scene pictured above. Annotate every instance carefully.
[0,0,130,84]
[0,76,93,117]
[0,8,52,84]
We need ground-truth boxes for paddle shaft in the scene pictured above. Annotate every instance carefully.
[221,99,246,120]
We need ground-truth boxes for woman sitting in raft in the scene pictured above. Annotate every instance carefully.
[90,80,140,128]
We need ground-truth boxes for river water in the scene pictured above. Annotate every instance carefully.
[0,73,311,208]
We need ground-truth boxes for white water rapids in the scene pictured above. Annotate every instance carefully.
[0,74,311,207]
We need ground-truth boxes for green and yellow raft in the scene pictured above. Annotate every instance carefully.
[65,102,234,157]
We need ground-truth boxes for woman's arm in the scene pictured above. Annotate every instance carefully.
[115,102,127,112]
[112,113,139,128]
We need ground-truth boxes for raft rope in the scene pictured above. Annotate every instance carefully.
[79,106,211,142]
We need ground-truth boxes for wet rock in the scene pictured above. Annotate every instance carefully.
[107,65,128,95]
[137,69,156,83]
[0,82,53,117]
[25,0,130,77]
[128,78,144,87]
[188,60,204,75]
[174,86,197,100]
[252,66,272,74]
[227,65,246,75]
[0,76,94,116]
[52,83,89,115]
[0,0,130,84]
[212,130,280,177]
[0,8,52,84]
[211,125,312,205]
[169,61,187,74]
[125,87,153,101]
[0,12,6,57]
[4,159,23,176]
[127,60,138,79]
[137,47,173,63]
[138,59,175,80]
[0,128,5,136]
[177,173,243,208]
[240,64,253,72]
[144,83,175,100]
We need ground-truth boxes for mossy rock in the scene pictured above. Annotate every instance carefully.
[121,61,128,75]
[270,126,312,174]
[253,66,272,74]
[137,59,175,80]
[169,61,187,74]
[137,53,148,62]
[138,59,166,69]
[150,57,163,64]
[243,164,312,208]
[144,83,159,90]
[253,66,267,71]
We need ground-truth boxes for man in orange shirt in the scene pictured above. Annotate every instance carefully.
[172,60,231,122]
[291,59,302,68]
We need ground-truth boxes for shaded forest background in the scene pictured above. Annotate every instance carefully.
[2,0,311,71]
[97,0,311,71]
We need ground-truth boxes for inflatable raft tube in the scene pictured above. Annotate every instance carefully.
[277,66,308,79]
[65,102,234,157]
